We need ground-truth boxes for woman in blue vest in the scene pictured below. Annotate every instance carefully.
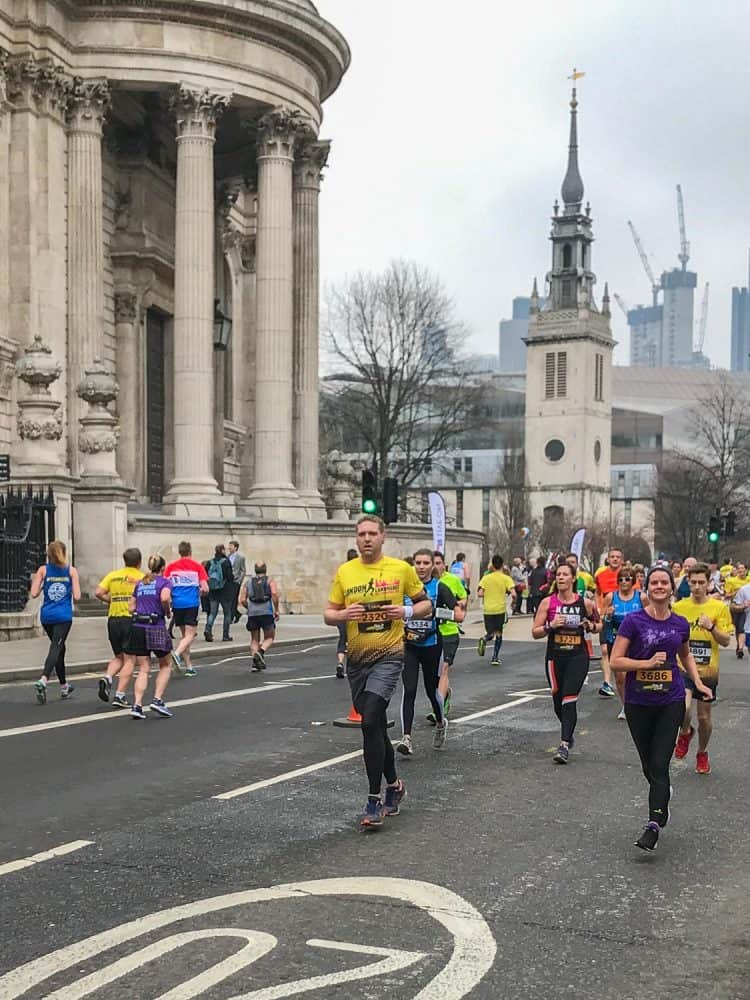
[397,548,462,755]
[29,540,81,704]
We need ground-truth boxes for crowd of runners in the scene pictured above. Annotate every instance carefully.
[27,521,748,852]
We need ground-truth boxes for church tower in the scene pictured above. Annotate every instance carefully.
[523,82,614,533]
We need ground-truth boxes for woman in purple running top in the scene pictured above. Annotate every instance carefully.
[119,555,174,720]
[611,565,713,853]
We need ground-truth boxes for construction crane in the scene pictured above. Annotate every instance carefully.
[676,183,690,271]
[695,281,709,354]
[613,293,629,318]
[627,220,661,306]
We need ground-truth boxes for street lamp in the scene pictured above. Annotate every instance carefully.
[213,299,232,351]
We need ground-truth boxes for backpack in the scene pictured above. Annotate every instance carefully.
[249,575,271,604]
[207,558,225,591]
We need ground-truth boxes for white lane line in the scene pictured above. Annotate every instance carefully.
[213,750,364,800]
[214,694,541,800]
[0,840,93,878]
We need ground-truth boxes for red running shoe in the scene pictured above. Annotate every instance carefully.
[674,726,694,760]
[696,751,711,774]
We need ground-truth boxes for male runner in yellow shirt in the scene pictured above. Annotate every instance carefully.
[723,561,749,659]
[673,562,731,774]
[95,548,145,707]
[477,554,515,665]
[325,515,431,829]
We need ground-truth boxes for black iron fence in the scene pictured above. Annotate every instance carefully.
[0,486,56,613]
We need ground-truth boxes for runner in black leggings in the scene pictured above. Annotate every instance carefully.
[611,565,714,852]
[532,561,599,764]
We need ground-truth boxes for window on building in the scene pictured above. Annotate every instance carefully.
[456,489,464,528]
[421,491,429,523]
[562,243,572,268]
[556,352,567,396]
[545,353,555,398]
[423,458,432,476]
[464,457,473,481]
[453,457,461,474]
[594,353,604,402]
[624,500,632,534]
[482,488,490,532]
[561,279,573,307]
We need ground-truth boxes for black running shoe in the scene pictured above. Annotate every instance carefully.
[635,824,659,852]
[98,676,111,703]
[335,664,345,679]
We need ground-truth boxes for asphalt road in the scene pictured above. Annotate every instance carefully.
[1,634,749,999]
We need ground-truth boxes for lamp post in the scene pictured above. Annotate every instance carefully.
[213,299,232,351]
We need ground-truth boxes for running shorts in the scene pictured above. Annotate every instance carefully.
[124,623,171,659]
[441,633,460,665]
[731,607,745,636]
[347,656,402,705]
[246,614,275,634]
[336,622,347,654]
[107,617,133,656]
[483,613,506,635]
[684,676,717,702]
[173,606,199,628]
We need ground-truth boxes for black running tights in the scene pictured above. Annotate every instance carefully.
[401,645,443,735]
[545,651,589,744]
[43,621,71,684]
[358,690,397,796]
[624,700,684,826]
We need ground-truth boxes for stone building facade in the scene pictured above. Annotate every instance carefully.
[0,0,355,595]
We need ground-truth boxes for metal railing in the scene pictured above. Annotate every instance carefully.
[0,486,56,613]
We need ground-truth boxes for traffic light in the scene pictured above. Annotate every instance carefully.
[361,468,378,515]
[382,477,399,524]
[726,510,736,537]
[707,514,720,545]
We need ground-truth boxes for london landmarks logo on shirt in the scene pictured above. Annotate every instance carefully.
[344,577,402,599]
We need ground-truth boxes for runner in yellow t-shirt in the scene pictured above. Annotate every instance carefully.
[94,548,145,707]
[477,554,515,665]
[673,562,731,774]
[723,562,749,658]
[325,515,431,829]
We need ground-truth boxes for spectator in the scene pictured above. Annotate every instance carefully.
[204,544,234,642]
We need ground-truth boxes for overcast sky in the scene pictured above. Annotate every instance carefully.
[315,0,750,367]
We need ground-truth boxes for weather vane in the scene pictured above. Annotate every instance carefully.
[568,68,586,82]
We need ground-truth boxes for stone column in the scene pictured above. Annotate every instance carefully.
[14,336,64,471]
[163,84,232,515]
[0,52,10,344]
[66,78,110,474]
[113,291,140,494]
[293,137,330,519]
[247,107,308,518]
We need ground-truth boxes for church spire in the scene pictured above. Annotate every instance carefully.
[561,73,584,215]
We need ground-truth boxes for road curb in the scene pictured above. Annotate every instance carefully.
[0,633,336,684]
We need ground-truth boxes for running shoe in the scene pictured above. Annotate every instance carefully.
[432,719,448,750]
[251,651,263,672]
[131,704,146,720]
[171,650,185,673]
[396,734,413,756]
[674,725,694,759]
[737,648,745,659]
[35,680,47,705]
[184,667,198,677]
[335,664,345,679]
[111,693,130,710]
[149,698,173,718]
[552,743,569,764]
[222,635,232,642]
[696,750,711,774]
[617,707,626,721]
[444,688,452,717]
[425,712,437,726]
[477,636,486,657]
[360,797,385,829]
[635,823,659,852]
[204,630,213,642]
[98,676,112,703]
[490,657,501,666]
[383,779,406,817]
[598,682,616,698]
[60,684,74,699]
[257,648,267,670]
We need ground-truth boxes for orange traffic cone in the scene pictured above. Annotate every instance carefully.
[332,703,394,729]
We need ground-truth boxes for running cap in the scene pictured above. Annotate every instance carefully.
[645,564,675,591]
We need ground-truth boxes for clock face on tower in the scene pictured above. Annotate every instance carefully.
[545,439,565,462]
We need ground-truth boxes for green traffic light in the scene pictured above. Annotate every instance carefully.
[362,498,378,514]
[708,531,720,543]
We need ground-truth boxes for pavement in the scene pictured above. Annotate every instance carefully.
[1,633,748,998]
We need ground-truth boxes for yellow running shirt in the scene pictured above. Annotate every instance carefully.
[477,570,515,614]
[672,596,732,683]
[97,567,145,618]
[328,556,424,667]
[724,575,749,599]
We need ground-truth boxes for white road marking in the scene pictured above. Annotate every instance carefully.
[0,840,93,878]
[213,750,363,800]
[0,878,496,1000]
[452,694,539,723]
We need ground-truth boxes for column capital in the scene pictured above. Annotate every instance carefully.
[7,53,71,122]
[114,290,138,324]
[256,106,311,160]
[294,138,331,190]
[67,78,110,134]
[172,84,231,139]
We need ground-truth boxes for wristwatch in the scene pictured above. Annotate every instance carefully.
[707,622,715,631]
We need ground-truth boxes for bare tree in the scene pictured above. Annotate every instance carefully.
[322,260,483,488]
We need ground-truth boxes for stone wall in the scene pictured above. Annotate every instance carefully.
[125,515,485,614]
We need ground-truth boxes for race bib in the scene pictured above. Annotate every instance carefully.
[635,668,673,693]
[357,601,393,634]
[405,617,434,643]
[553,632,582,648]
[689,640,712,667]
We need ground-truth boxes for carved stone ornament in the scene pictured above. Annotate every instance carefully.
[15,336,62,395]
[6,54,71,120]
[172,85,231,139]
[239,235,257,273]
[0,48,9,110]
[79,430,118,454]
[77,357,118,408]
[294,138,331,188]
[114,291,138,324]
[67,78,110,133]
[17,412,63,441]
[0,362,14,396]
[256,106,312,159]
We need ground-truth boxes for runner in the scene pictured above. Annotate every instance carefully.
[335,548,358,679]
[94,548,145,707]
[565,552,594,597]
[115,555,175,719]
[239,562,280,671]
[29,540,81,704]
[673,562,732,773]
[611,565,714,852]
[532,562,599,764]
[449,552,471,596]
[675,556,697,599]
[429,551,468,722]
[724,561,749,659]
[324,514,431,829]
[397,548,462,755]
[477,555,514,665]
[594,548,623,698]
[601,566,648,719]
[164,541,209,677]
